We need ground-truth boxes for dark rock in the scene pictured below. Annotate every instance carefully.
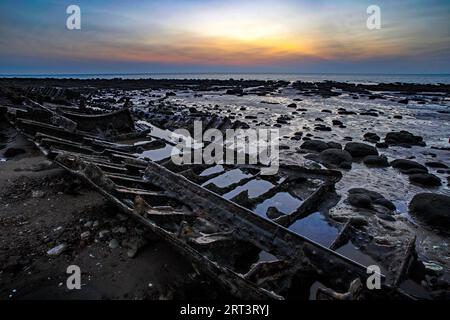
[332,120,343,126]
[266,207,284,220]
[344,142,378,158]
[300,140,329,152]
[348,193,372,208]
[409,173,442,187]
[376,142,388,149]
[363,132,380,143]
[409,193,450,228]
[287,103,297,108]
[327,142,342,150]
[391,159,428,174]
[363,155,389,167]
[385,131,425,147]
[425,162,448,169]
[348,188,396,211]
[319,149,353,168]
[393,115,403,119]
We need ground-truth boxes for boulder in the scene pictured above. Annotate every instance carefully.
[391,159,427,174]
[300,140,329,152]
[363,132,380,143]
[409,193,450,228]
[363,155,389,167]
[384,131,425,147]
[409,173,442,187]
[344,142,378,158]
[319,149,352,169]
[348,188,396,211]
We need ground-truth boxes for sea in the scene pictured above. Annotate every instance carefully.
[1,73,450,85]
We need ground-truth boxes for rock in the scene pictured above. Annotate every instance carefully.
[348,193,372,208]
[348,188,396,211]
[344,142,378,158]
[47,244,66,256]
[384,131,425,147]
[109,239,119,249]
[391,159,428,174]
[376,142,388,149]
[363,155,389,167]
[112,226,127,234]
[3,147,26,158]
[80,231,91,240]
[31,190,45,198]
[266,207,284,219]
[363,132,380,143]
[98,230,110,239]
[409,173,442,187]
[327,142,342,150]
[83,221,93,228]
[409,193,450,228]
[226,88,244,95]
[425,162,448,169]
[287,103,297,108]
[319,149,352,169]
[123,237,148,258]
[300,140,329,152]
[92,220,100,228]
[332,120,343,126]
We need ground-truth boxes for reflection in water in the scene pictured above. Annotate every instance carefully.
[288,212,339,247]
[223,179,274,200]
[254,192,302,217]
[199,165,224,176]
[137,144,180,162]
[202,169,252,188]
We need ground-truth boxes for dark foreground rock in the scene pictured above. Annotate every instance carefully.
[347,188,396,211]
[363,155,389,167]
[409,193,450,229]
[344,142,378,158]
[384,131,426,147]
[300,140,339,153]
[319,149,352,169]
[391,159,428,174]
[409,173,442,187]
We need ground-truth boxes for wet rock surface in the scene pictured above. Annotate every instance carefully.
[409,193,450,229]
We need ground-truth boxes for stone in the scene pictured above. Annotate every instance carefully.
[98,230,110,239]
[409,173,442,187]
[319,149,353,168]
[300,140,329,152]
[344,142,378,158]
[363,132,380,143]
[109,239,119,249]
[391,159,427,174]
[425,162,448,169]
[31,190,45,198]
[348,188,396,211]
[80,231,91,240]
[266,207,284,219]
[363,155,389,167]
[384,131,425,147]
[409,193,450,228]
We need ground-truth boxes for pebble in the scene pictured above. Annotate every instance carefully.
[47,243,66,256]
[109,239,119,249]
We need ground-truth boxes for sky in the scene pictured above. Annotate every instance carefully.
[0,0,449,74]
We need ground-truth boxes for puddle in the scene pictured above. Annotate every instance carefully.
[288,212,339,247]
[335,241,386,273]
[223,179,275,200]
[254,192,302,217]
[202,169,252,188]
[137,144,180,162]
[199,165,224,176]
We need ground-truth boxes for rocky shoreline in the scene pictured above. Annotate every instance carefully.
[0,78,449,299]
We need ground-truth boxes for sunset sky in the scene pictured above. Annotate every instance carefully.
[0,0,449,74]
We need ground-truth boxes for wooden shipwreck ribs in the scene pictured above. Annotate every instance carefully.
[4,99,415,300]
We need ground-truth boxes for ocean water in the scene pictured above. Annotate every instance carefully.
[1,73,450,84]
